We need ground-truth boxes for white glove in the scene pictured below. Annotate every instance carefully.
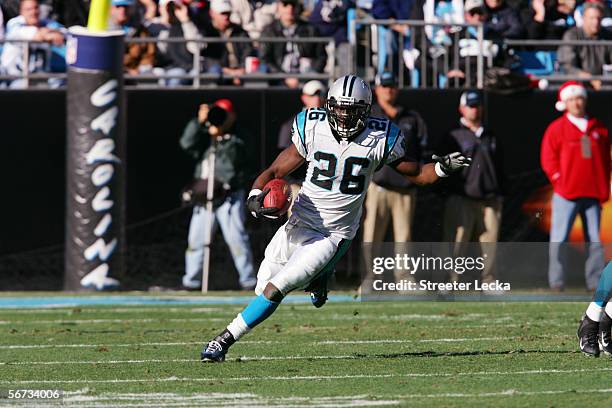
[432,152,472,177]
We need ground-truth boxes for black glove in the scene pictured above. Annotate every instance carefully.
[432,152,471,176]
[246,188,279,219]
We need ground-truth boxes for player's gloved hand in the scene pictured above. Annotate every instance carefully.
[247,188,279,219]
[432,152,471,177]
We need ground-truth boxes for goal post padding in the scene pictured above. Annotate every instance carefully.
[64,27,126,290]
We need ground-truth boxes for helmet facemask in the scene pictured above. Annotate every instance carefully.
[326,96,371,140]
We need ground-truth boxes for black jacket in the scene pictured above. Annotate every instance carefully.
[484,3,524,39]
[438,122,504,200]
[260,20,327,73]
[371,104,429,191]
[201,22,255,69]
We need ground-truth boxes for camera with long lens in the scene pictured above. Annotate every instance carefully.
[207,105,228,127]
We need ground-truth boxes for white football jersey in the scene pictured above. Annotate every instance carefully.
[290,107,406,239]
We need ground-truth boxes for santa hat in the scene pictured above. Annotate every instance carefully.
[555,81,587,111]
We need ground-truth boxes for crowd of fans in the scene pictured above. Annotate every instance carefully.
[0,0,610,87]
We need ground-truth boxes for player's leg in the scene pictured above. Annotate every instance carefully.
[201,227,346,362]
[578,261,612,356]
[183,205,217,289]
[305,238,351,308]
[215,191,257,289]
[578,260,612,357]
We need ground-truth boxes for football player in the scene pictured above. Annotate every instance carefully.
[577,260,612,357]
[201,75,471,362]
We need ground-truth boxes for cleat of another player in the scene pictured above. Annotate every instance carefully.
[598,312,612,356]
[577,315,600,357]
[310,290,327,308]
[200,340,227,363]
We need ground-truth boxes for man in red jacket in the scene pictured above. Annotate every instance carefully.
[541,81,611,291]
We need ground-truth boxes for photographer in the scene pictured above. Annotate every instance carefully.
[180,99,257,290]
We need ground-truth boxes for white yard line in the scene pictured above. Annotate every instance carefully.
[0,318,227,325]
[63,393,398,407]
[397,388,612,399]
[1,334,568,350]
[0,307,230,314]
[2,368,611,384]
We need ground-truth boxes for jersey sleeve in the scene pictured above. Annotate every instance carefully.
[290,110,308,158]
[382,123,406,167]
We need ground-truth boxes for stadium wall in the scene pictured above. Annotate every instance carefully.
[1,89,610,290]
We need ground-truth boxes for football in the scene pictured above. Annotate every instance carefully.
[262,179,292,216]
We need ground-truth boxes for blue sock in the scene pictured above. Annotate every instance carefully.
[240,294,280,328]
[594,261,612,307]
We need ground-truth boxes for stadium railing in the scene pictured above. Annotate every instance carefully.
[504,39,612,89]
[349,19,490,89]
[349,19,612,90]
[0,36,336,89]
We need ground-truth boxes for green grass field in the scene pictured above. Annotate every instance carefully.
[0,293,611,407]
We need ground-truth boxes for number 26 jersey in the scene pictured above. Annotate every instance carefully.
[290,107,406,239]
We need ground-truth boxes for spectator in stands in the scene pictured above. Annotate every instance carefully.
[228,0,258,37]
[277,80,326,215]
[180,0,212,30]
[138,0,159,23]
[180,99,257,291]
[523,0,576,40]
[438,91,504,284]
[108,0,156,77]
[148,0,203,86]
[371,0,414,74]
[0,0,65,88]
[484,0,524,39]
[201,0,254,85]
[248,0,278,39]
[308,0,355,76]
[540,81,610,291]
[423,0,464,46]
[260,0,326,88]
[573,0,612,30]
[51,0,88,27]
[558,1,612,90]
[445,0,486,85]
[363,72,428,282]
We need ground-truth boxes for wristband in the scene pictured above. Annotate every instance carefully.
[434,162,449,178]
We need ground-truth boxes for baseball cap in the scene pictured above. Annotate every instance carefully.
[302,80,326,96]
[211,0,233,13]
[213,98,234,113]
[374,71,398,87]
[464,0,484,12]
[112,0,134,6]
[460,91,482,107]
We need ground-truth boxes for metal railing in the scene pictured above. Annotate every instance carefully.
[349,19,489,89]
[502,39,612,88]
[0,36,336,89]
[3,33,612,90]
